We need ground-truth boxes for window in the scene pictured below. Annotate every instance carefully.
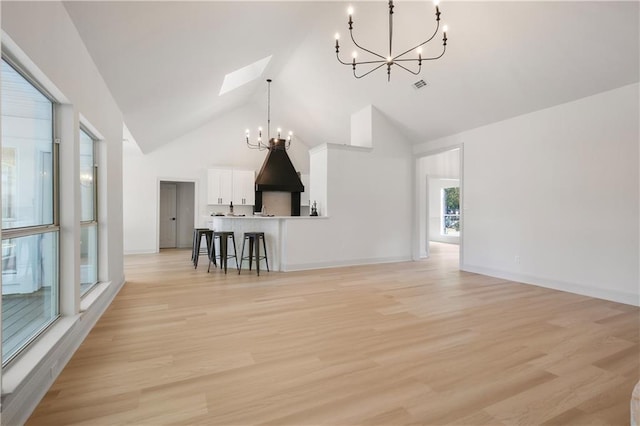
[80,128,98,295]
[1,58,59,365]
[442,186,460,236]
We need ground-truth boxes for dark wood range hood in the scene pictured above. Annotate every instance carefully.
[254,139,304,216]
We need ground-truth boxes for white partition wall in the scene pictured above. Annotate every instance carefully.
[415,83,640,306]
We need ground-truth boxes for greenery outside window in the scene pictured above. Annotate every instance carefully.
[442,186,460,236]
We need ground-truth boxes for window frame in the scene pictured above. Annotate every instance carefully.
[79,126,99,296]
[1,55,60,367]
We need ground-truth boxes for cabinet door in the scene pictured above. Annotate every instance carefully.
[300,174,310,206]
[232,169,255,205]
[208,168,233,205]
[219,169,233,204]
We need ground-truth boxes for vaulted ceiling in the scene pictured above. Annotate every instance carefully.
[63,1,639,154]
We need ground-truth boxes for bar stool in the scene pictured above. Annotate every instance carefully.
[209,231,238,274]
[192,228,213,269]
[239,232,269,276]
[191,228,208,262]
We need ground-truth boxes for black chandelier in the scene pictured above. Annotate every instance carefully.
[246,79,292,151]
[334,0,448,81]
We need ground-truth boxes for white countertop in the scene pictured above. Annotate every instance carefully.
[208,215,328,220]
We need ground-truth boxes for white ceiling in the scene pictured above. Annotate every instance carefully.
[63,1,639,154]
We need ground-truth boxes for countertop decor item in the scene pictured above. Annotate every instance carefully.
[334,0,448,81]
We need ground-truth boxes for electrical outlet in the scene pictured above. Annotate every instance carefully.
[514,255,520,264]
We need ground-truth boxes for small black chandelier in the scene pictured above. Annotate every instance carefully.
[334,0,448,81]
[246,79,293,151]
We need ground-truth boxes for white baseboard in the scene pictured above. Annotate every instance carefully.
[124,249,157,255]
[462,263,639,307]
[1,277,126,426]
[283,255,412,272]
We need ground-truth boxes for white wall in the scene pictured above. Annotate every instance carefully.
[350,105,373,148]
[123,104,311,253]
[415,83,640,306]
[1,1,126,423]
[284,107,414,270]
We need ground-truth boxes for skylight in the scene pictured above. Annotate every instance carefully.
[219,55,272,96]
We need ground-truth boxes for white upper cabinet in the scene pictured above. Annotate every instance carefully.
[208,168,255,205]
[207,168,233,205]
[232,169,255,206]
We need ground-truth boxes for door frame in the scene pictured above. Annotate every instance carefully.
[413,144,464,269]
[156,177,199,253]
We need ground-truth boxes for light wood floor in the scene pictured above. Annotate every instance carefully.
[27,243,639,425]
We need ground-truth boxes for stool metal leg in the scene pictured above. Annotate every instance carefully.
[261,234,270,272]
[231,234,239,270]
[194,234,202,269]
[248,236,254,271]
[220,235,228,273]
[255,236,261,276]
[239,236,247,274]
[207,236,217,273]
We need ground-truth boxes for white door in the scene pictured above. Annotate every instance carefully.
[159,182,177,248]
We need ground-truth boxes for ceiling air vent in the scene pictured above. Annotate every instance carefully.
[412,79,427,90]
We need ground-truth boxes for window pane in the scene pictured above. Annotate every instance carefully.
[79,129,94,222]
[2,231,59,364]
[442,187,460,236]
[1,60,54,229]
[80,224,98,296]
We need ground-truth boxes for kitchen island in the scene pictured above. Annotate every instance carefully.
[207,216,327,272]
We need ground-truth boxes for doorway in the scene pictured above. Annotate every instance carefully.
[159,181,195,249]
[416,147,462,265]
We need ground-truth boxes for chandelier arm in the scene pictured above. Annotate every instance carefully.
[393,21,440,61]
[336,51,353,66]
[393,58,422,63]
[421,45,447,61]
[394,62,421,75]
[350,29,387,61]
[354,59,388,66]
[246,140,269,151]
[338,53,386,67]
[354,62,387,79]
